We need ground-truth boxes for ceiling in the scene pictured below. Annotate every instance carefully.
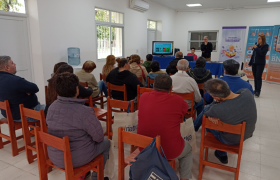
[149,0,280,12]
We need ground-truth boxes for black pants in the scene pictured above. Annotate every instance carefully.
[252,64,265,93]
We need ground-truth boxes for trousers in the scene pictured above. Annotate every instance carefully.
[252,64,265,93]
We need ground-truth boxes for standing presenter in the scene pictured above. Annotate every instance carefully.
[201,36,213,61]
[248,34,269,98]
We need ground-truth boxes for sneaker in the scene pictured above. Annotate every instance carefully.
[255,92,260,98]
[214,151,228,164]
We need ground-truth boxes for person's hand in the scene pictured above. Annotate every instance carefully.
[26,93,30,95]
[253,44,257,49]
[202,51,205,53]
[208,117,219,124]
[140,59,144,64]
[85,87,88,89]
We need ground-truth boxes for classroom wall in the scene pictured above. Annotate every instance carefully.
[174,7,280,61]
[33,0,176,82]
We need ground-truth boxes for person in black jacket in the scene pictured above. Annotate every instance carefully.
[0,56,45,122]
[249,35,269,97]
[106,58,143,101]
[45,64,93,116]
[201,36,213,61]
[166,52,184,75]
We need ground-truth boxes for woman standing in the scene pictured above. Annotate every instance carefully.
[249,35,269,97]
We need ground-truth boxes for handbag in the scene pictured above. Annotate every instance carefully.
[138,64,146,81]
[129,138,179,180]
[180,118,197,153]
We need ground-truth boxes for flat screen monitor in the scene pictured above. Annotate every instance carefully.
[152,41,174,56]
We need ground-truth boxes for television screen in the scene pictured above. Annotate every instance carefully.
[152,41,174,56]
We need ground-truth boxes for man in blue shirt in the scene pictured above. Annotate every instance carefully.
[194,59,254,131]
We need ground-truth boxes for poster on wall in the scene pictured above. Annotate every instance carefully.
[266,25,280,84]
[243,26,274,80]
[219,26,247,63]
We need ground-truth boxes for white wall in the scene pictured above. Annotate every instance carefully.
[34,0,175,82]
[174,7,280,61]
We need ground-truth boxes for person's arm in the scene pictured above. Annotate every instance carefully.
[204,105,220,119]
[249,53,254,66]
[204,92,213,104]
[194,54,198,60]
[191,81,202,103]
[82,108,104,143]
[17,78,39,94]
[255,44,269,57]
[201,44,205,52]
[78,84,93,98]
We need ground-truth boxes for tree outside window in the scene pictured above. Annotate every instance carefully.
[0,0,26,13]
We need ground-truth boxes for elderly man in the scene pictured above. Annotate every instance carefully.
[201,36,213,61]
[0,56,45,122]
[202,79,257,164]
[138,74,192,180]
[166,51,184,75]
[171,59,204,116]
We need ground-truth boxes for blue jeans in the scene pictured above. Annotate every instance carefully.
[193,105,210,131]
[206,129,237,157]
[14,103,46,123]
[98,81,108,97]
[194,98,204,117]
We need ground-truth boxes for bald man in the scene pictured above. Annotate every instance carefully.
[201,36,213,61]
[166,52,184,75]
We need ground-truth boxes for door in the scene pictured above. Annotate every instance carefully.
[147,30,156,54]
[0,16,32,82]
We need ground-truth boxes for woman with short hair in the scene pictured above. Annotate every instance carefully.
[129,54,148,84]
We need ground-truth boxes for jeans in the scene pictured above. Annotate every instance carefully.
[14,103,46,122]
[194,98,204,117]
[252,64,265,93]
[98,81,108,97]
[206,129,236,157]
[193,105,210,131]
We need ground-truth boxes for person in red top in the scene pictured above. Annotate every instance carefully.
[137,74,193,180]
[187,47,198,61]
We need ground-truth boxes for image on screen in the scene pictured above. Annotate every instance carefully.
[152,41,173,55]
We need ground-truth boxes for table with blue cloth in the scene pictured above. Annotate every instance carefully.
[153,56,224,78]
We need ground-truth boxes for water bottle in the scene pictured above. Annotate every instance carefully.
[68,47,80,66]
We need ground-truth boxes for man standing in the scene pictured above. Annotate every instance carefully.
[201,36,213,61]
[202,79,257,164]
[166,51,184,75]
[138,74,192,180]
[0,56,45,122]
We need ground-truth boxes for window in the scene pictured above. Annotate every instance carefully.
[95,8,124,60]
[188,31,218,51]
[147,20,156,30]
[0,0,26,14]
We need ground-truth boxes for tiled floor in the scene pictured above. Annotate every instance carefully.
[0,82,280,180]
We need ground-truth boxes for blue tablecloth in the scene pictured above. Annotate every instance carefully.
[153,56,224,77]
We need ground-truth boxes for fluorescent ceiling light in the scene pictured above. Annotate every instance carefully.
[186,4,202,7]
[267,0,280,2]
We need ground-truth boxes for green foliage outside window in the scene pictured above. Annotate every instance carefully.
[0,0,23,12]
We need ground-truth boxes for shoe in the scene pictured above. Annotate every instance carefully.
[104,177,109,180]
[214,151,228,164]
[255,92,260,98]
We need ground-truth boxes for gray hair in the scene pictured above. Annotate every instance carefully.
[175,52,183,58]
[204,36,208,39]
[177,59,189,71]
[0,56,11,70]
[154,74,172,92]
[204,79,231,98]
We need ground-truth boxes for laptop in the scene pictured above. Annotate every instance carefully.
[184,56,194,61]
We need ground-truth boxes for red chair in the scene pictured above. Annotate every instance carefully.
[147,77,154,88]
[107,83,127,101]
[34,128,104,180]
[199,116,246,180]
[136,85,153,109]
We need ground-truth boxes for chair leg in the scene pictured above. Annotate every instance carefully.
[98,156,104,180]
[23,129,34,164]
[9,128,19,157]
[100,97,104,109]
[235,154,242,180]
[0,127,4,149]
[198,147,205,180]
[205,148,209,161]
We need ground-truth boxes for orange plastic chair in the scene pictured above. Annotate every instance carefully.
[197,83,206,104]
[118,127,175,180]
[0,100,31,156]
[107,83,127,101]
[147,77,154,88]
[199,116,246,180]
[106,97,134,140]
[34,128,104,180]
[19,104,47,164]
[171,91,196,120]
[136,85,153,109]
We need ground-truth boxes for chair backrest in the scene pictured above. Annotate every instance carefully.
[107,97,134,116]
[107,83,127,101]
[45,86,48,104]
[197,83,204,90]
[78,82,93,107]
[79,81,88,87]
[138,77,142,82]
[171,91,195,112]
[0,100,14,127]
[147,77,154,88]
[137,85,153,109]
[34,128,75,179]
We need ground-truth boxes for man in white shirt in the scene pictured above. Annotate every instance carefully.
[171,59,204,116]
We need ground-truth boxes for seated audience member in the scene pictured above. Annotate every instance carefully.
[75,60,108,97]
[0,56,45,122]
[138,74,192,180]
[102,55,116,86]
[171,59,204,116]
[204,59,254,104]
[187,47,198,61]
[106,58,143,101]
[47,72,110,180]
[45,64,93,116]
[145,61,165,87]
[51,62,67,77]
[129,54,148,84]
[197,79,257,164]
[166,51,184,75]
[141,54,153,73]
[187,57,212,96]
